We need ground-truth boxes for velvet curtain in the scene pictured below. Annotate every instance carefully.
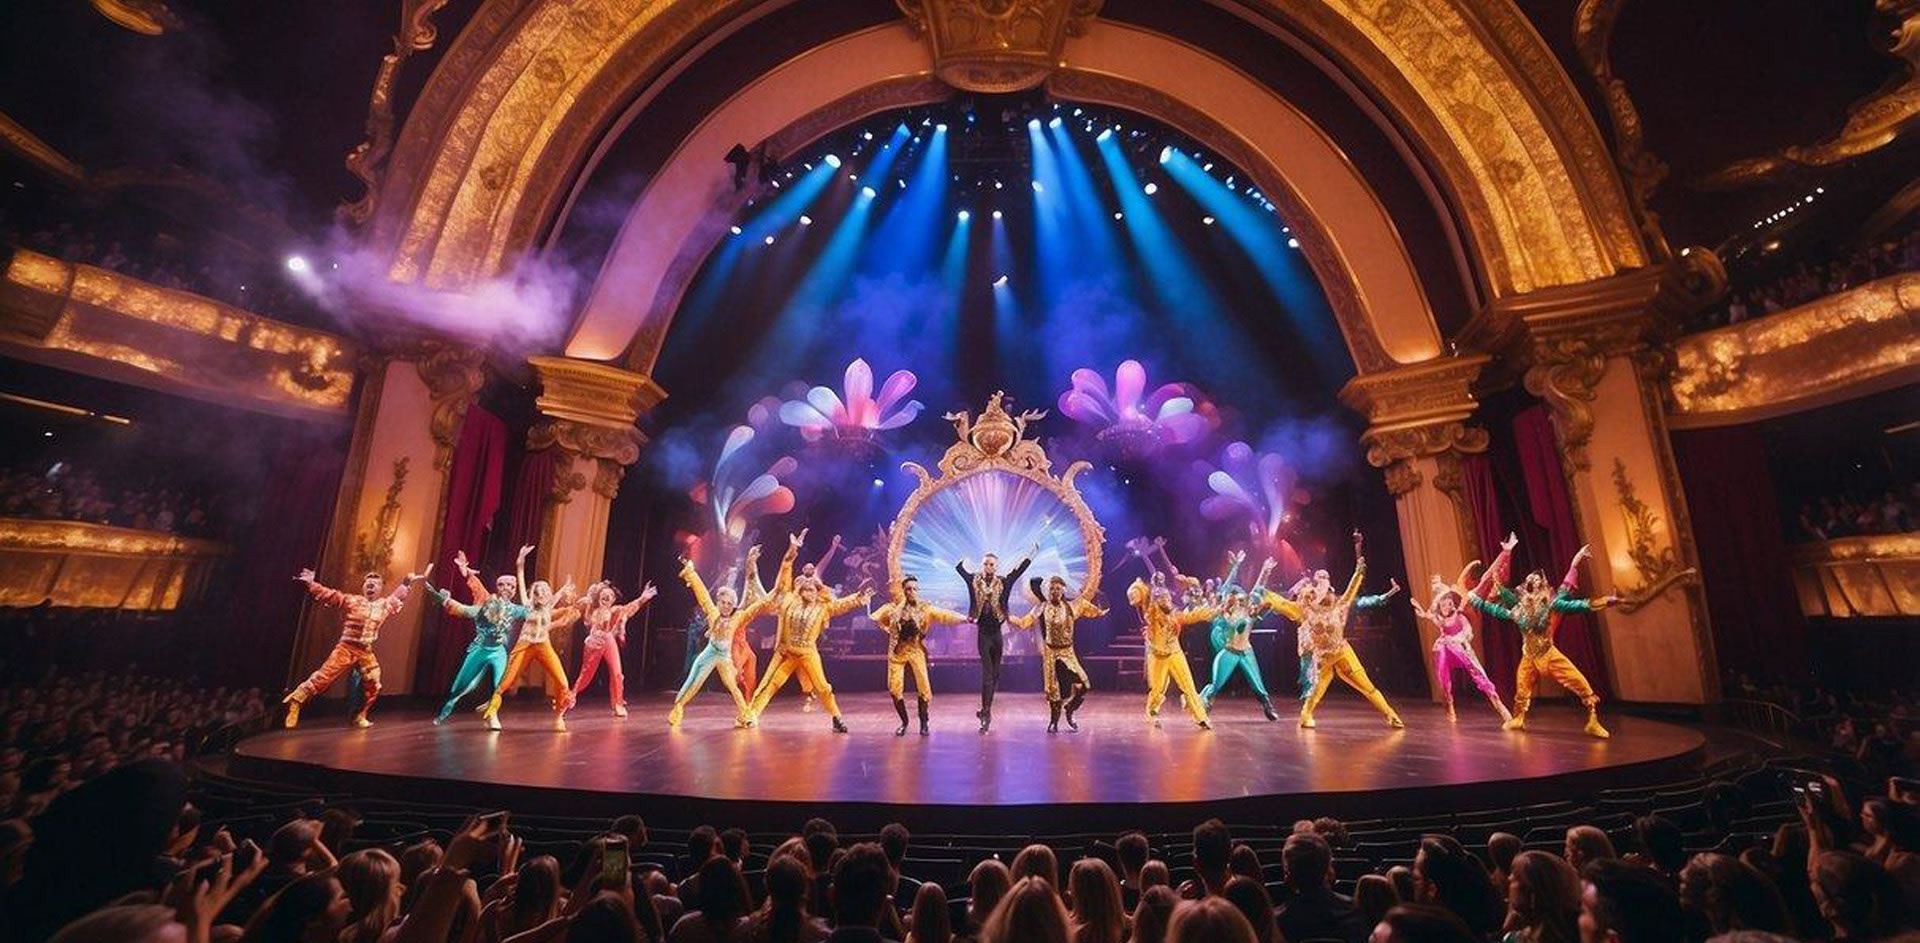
[1511,406,1611,696]
[1671,425,1809,685]
[505,448,554,563]
[418,406,509,689]
[221,427,348,687]
[1460,453,1519,697]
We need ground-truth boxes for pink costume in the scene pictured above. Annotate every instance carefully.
[1426,609,1506,718]
[572,591,650,714]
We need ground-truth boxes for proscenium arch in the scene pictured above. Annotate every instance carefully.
[568,21,1439,373]
[368,0,1651,330]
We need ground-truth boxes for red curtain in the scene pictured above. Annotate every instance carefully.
[505,448,555,562]
[1461,453,1519,697]
[418,405,509,688]
[1671,425,1809,685]
[1512,406,1611,697]
[220,427,348,687]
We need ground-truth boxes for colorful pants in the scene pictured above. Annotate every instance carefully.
[1042,645,1090,704]
[1145,650,1208,724]
[1434,643,1499,705]
[572,632,625,709]
[674,641,750,716]
[1298,654,1316,700]
[749,648,841,718]
[978,624,1005,714]
[888,648,932,701]
[439,643,507,720]
[731,636,757,698]
[1202,648,1270,705]
[293,642,380,715]
[1514,645,1599,712]
[1302,643,1400,722]
[485,642,575,718]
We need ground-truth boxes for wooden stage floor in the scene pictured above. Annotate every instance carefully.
[231,692,1707,831]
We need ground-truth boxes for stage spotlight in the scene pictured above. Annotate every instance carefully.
[1202,216,1215,225]
[1097,128,1113,142]
[764,235,776,245]
[992,274,1009,287]
[1113,212,1123,220]
[1073,107,1083,116]
[861,186,877,199]
[1048,117,1062,129]
[863,130,874,141]
[1143,182,1158,195]
[872,478,885,488]
[992,210,1003,220]
[1028,118,1041,130]
[283,255,310,274]
[729,225,743,235]
[724,143,751,188]
[1158,146,1173,164]
[1031,180,1043,193]
[957,209,970,222]
[936,123,948,132]
[799,215,813,226]
[993,181,1004,190]
[1203,162,1214,172]
[1287,237,1300,248]
[825,154,842,168]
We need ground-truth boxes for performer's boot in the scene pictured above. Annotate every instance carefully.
[893,697,910,737]
[1503,698,1529,731]
[351,709,373,729]
[552,711,567,732]
[1583,703,1611,739]
[1489,694,1512,724]
[1299,709,1316,729]
[434,701,455,725]
[614,703,628,719]
[803,692,817,713]
[667,702,685,726]
[978,706,992,735]
[1064,687,1086,731]
[1364,689,1405,728]
[831,715,849,734]
[1260,696,1279,722]
[1048,702,1061,733]
[918,698,931,736]
[281,694,302,729]
[1446,699,1458,723]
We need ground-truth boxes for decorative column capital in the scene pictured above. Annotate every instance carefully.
[414,341,488,471]
[527,356,665,503]
[1339,354,1492,474]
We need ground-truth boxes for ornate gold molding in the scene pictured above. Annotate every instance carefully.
[896,0,1102,92]
[1572,0,1669,258]
[0,111,87,187]
[343,0,457,225]
[527,419,646,503]
[1431,450,1482,560]
[415,342,487,470]
[526,356,663,503]
[0,517,224,609]
[89,0,180,35]
[351,457,411,580]
[1607,457,1697,609]
[1339,354,1492,480]
[1793,534,1920,618]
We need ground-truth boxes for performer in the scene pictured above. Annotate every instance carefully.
[955,546,1033,733]
[1469,535,1620,738]
[283,564,429,728]
[1279,531,1405,729]
[743,545,830,714]
[1199,558,1281,721]
[479,546,581,731]
[427,559,529,729]
[1411,566,1511,724]
[671,553,777,726]
[1127,573,1215,729]
[744,530,873,732]
[572,579,657,718]
[1013,574,1106,733]
[871,576,968,736]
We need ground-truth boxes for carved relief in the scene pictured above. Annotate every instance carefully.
[1608,458,1698,611]
[352,457,411,580]
[1383,461,1424,497]
[1521,336,1608,472]
[343,0,456,225]
[897,0,1104,92]
[1572,0,1670,258]
[527,418,645,504]
[415,343,487,471]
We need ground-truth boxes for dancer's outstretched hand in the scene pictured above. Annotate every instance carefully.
[1352,529,1364,552]
[517,544,535,562]
[454,550,472,575]
[296,568,316,583]
[1573,544,1592,563]
[406,564,433,583]
[639,582,658,603]
[1502,532,1519,551]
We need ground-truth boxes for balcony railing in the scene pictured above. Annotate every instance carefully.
[1791,533,1920,619]
[0,517,226,610]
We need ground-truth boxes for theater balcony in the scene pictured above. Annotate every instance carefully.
[0,516,225,610]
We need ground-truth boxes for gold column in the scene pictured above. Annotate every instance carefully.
[1341,355,1491,701]
[294,340,486,697]
[518,356,665,685]
[1472,255,1720,704]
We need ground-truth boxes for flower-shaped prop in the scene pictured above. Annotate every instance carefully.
[778,358,925,445]
[1057,360,1216,457]
[1196,441,1306,577]
[686,399,799,571]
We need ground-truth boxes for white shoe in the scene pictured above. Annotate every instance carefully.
[485,713,502,731]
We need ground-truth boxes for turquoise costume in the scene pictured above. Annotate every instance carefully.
[431,580,530,724]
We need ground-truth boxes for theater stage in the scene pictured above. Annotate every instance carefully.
[231,693,1707,832]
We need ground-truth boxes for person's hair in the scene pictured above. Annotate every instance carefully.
[49,904,178,943]
[832,842,893,929]
[1221,875,1278,943]
[687,824,719,869]
[720,827,748,862]
[1165,895,1256,943]
[1354,873,1398,928]
[1228,843,1263,882]
[692,854,751,925]
[318,807,362,852]
[570,891,644,943]
[1582,859,1685,943]
[267,818,322,868]
[802,817,836,837]
[764,854,813,943]
[1115,832,1150,877]
[1067,858,1126,943]
[1388,865,1416,902]
[803,827,839,879]
[1866,797,1920,852]
[1192,819,1232,879]
[1488,832,1524,875]
[980,876,1071,943]
[1565,826,1616,868]
[1768,823,1809,871]
[1282,831,1332,890]
[1416,834,1502,937]
[241,873,344,942]
[966,858,1013,928]
[1140,860,1170,889]
[336,848,401,943]
[1633,815,1687,873]
[1011,843,1060,887]
[1679,853,1789,936]
[1312,816,1351,848]
[907,881,951,943]
[770,836,814,877]
[1811,850,1906,941]
[395,839,443,913]
[1506,850,1580,943]
[1130,885,1180,943]
[610,814,647,846]
[1371,903,1478,943]
[881,823,911,866]
[509,855,564,934]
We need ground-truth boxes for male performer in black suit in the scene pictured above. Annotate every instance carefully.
[955,544,1034,734]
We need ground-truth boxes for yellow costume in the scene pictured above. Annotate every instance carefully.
[1271,555,1404,729]
[1469,543,1614,738]
[670,561,778,726]
[1014,577,1106,732]
[1127,578,1215,728]
[482,570,580,731]
[872,594,967,735]
[744,545,867,729]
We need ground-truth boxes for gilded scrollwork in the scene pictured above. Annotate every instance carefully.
[1572,0,1670,258]
[528,418,645,505]
[1383,462,1424,497]
[344,0,457,225]
[351,457,411,580]
[415,342,487,471]
[1521,336,1608,473]
[897,0,1103,92]
[1606,458,1697,610]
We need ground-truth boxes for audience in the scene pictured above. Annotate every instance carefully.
[1502,851,1580,943]
[1278,831,1369,943]
[0,462,223,538]
[979,876,1069,943]
[1701,222,1920,331]
[1065,858,1125,943]
[1581,859,1686,943]
[1220,875,1278,943]
[1129,885,1179,943]
[1176,818,1232,900]
[1794,484,1918,542]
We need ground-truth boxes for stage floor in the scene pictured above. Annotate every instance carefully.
[232,693,1706,831]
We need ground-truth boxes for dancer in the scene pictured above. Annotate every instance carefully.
[671,552,777,727]
[1013,574,1106,733]
[1280,531,1405,729]
[572,579,657,718]
[479,546,581,731]
[1127,573,1215,729]
[872,576,968,736]
[742,544,832,714]
[427,560,529,728]
[1199,558,1281,721]
[1411,565,1511,724]
[1469,535,1620,738]
[284,563,429,728]
[955,546,1033,733]
[744,530,873,732]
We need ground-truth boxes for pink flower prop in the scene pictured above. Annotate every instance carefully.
[1057,360,1215,451]
[778,359,924,441]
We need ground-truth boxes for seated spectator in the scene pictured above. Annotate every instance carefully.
[1011,844,1060,889]
[1066,858,1126,943]
[1221,875,1278,943]
[1139,860,1170,893]
[1276,831,1368,943]
[1580,859,1684,943]
[1630,815,1687,878]
[1810,850,1910,941]
[336,848,402,943]
[1177,818,1232,900]
[1678,852,1791,937]
[1414,834,1504,938]
[671,855,752,942]
[1566,826,1617,873]
[1166,895,1255,943]
[739,854,828,943]
[1502,850,1580,943]
[1129,886,1179,943]
[1355,873,1398,930]
[1489,832,1524,891]
[1228,843,1263,883]
[1114,832,1149,911]
[240,871,350,942]
[905,882,949,943]
[1370,903,1478,943]
[829,843,900,943]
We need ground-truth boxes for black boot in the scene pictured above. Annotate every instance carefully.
[917,698,930,736]
[892,697,910,737]
[1065,686,1086,731]
[831,716,849,734]
[1261,696,1279,722]
[978,706,991,734]
[1048,702,1061,733]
